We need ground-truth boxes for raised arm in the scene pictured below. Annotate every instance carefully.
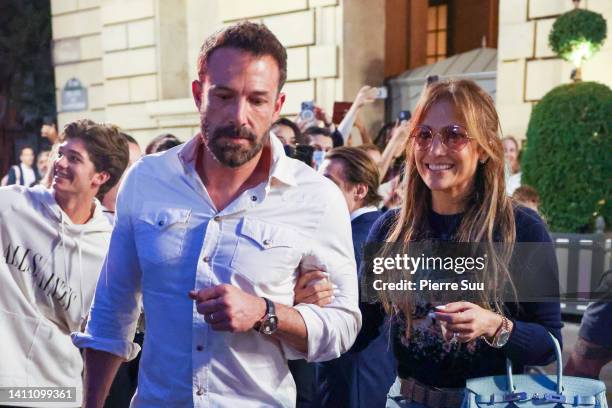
[337,86,379,144]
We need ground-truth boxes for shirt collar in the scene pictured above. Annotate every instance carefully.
[177,132,297,188]
[350,205,378,221]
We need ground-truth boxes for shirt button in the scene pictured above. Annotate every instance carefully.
[158,220,165,226]
[263,239,272,247]
[203,256,210,263]
[196,345,204,351]
[213,215,221,222]
[196,389,204,396]
[251,195,257,201]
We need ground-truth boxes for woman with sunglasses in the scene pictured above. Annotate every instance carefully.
[364,79,562,407]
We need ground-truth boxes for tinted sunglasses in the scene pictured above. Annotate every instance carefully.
[410,124,472,152]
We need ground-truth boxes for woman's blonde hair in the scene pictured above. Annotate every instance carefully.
[380,79,516,332]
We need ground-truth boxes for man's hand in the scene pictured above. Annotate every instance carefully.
[294,271,336,306]
[189,284,266,332]
[314,106,332,127]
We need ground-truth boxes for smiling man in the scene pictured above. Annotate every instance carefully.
[74,22,360,408]
[0,119,128,408]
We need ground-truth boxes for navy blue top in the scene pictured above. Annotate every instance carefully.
[316,210,396,408]
[366,205,563,388]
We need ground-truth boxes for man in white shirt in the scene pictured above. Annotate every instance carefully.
[6,146,40,186]
[74,21,361,408]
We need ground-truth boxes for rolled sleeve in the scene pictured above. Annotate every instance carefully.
[283,185,362,362]
[71,166,143,361]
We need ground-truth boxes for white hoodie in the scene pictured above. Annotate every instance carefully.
[0,185,112,407]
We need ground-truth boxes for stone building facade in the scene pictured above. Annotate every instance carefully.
[50,0,385,146]
[50,0,611,146]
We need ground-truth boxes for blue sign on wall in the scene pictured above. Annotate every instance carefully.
[61,78,88,112]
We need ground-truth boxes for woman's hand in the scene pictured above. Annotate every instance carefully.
[434,302,511,343]
[293,271,336,307]
[353,86,379,109]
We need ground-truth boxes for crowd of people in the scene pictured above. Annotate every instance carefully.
[0,21,609,408]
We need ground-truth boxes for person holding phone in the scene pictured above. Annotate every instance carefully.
[363,79,562,407]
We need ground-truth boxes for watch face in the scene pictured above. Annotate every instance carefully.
[261,316,278,335]
[496,330,511,347]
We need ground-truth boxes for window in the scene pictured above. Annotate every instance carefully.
[426,1,448,64]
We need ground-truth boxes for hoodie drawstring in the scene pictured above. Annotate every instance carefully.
[60,212,87,317]
[77,229,85,317]
[60,212,69,284]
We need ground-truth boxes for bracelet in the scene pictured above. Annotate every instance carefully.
[482,314,508,347]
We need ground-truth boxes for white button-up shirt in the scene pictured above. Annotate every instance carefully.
[72,133,361,407]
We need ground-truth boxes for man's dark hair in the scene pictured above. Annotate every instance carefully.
[197,21,287,91]
[326,147,382,207]
[303,126,332,138]
[272,117,303,144]
[42,116,57,127]
[62,119,129,200]
[155,138,182,153]
[20,145,34,154]
[121,132,139,146]
[145,133,182,154]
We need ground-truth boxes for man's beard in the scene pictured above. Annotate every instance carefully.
[202,120,268,168]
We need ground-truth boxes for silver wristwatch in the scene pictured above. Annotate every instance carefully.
[483,315,511,348]
[254,297,278,335]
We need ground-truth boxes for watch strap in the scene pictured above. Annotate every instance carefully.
[483,314,508,348]
[254,297,276,333]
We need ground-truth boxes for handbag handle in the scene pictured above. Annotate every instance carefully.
[505,332,562,394]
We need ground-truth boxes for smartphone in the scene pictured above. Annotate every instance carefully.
[398,110,411,121]
[376,86,388,99]
[312,150,325,170]
[300,101,315,121]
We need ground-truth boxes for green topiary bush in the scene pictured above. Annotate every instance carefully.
[522,82,612,232]
[548,8,607,66]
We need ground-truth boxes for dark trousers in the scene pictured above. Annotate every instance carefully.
[289,359,318,408]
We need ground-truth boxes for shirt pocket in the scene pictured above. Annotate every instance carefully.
[134,205,191,265]
[230,217,301,285]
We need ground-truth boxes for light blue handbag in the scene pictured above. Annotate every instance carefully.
[464,333,608,407]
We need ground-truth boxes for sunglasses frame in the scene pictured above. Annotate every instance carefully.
[410,124,473,152]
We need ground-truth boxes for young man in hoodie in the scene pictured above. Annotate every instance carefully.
[0,119,129,408]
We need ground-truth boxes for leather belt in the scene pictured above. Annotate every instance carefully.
[400,377,464,408]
